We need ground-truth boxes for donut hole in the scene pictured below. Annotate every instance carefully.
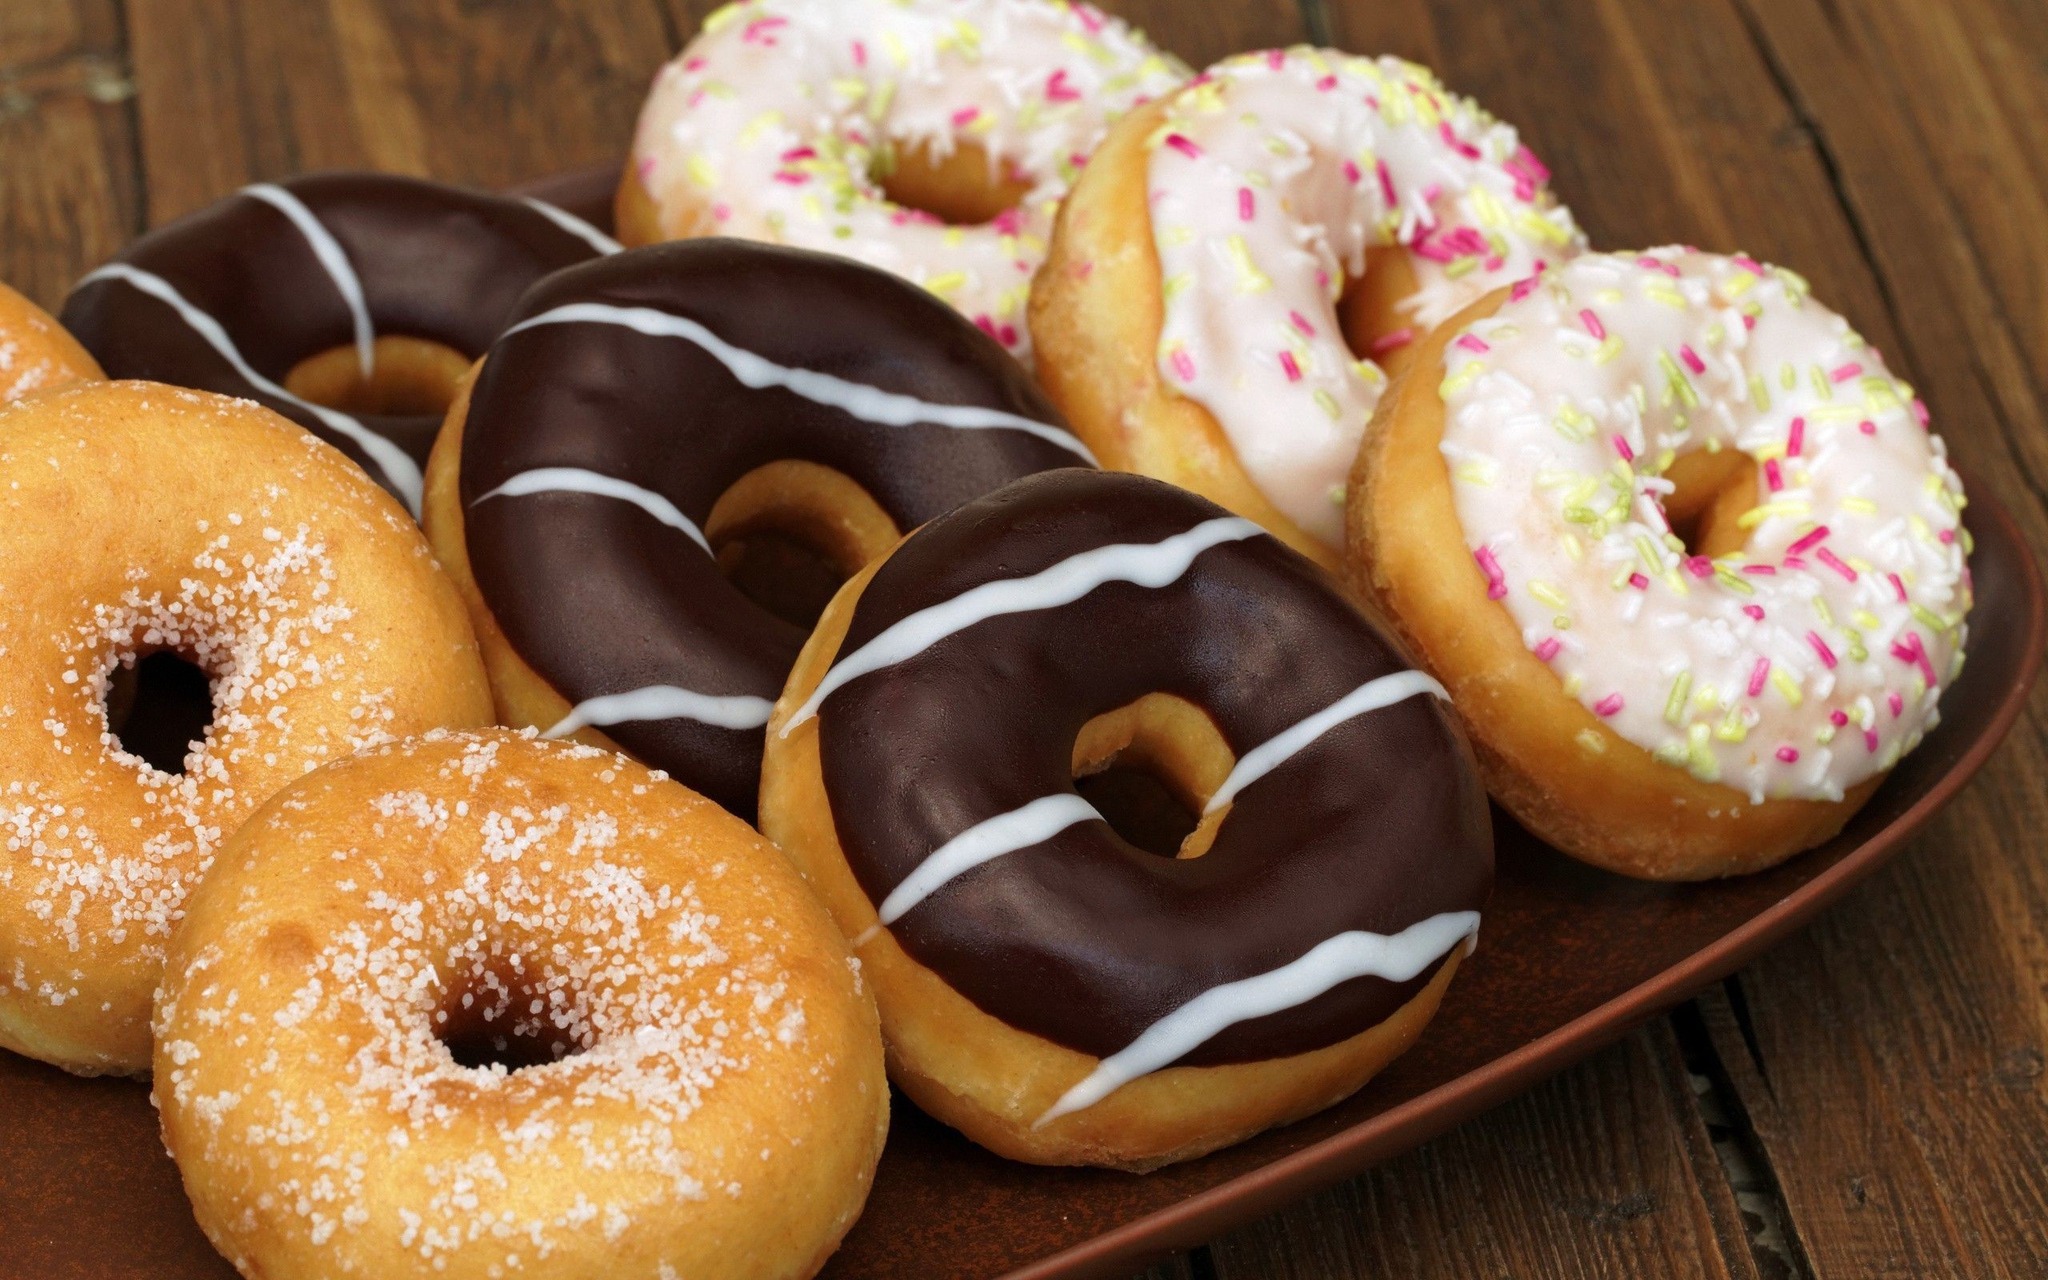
[283,335,473,418]
[876,139,1034,227]
[704,460,901,630]
[1337,247,1427,381]
[434,963,590,1074]
[104,649,216,775]
[1071,693,1235,860]
[1662,449,1759,560]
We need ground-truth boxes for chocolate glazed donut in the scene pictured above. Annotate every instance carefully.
[442,239,1092,820]
[60,173,618,512]
[767,470,1491,1160]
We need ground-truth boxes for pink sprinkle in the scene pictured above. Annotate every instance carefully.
[781,145,817,162]
[1628,572,1650,591]
[1787,416,1806,457]
[1474,545,1508,600]
[1316,74,1339,91]
[1437,122,1481,160]
[1594,693,1625,717]
[682,56,707,73]
[1764,458,1784,492]
[1288,311,1317,338]
[1239,187,1255,220]
[1612,434,1635,463]
[1511,144,1551,184]
[1859,419,1877,436]
[1534,637,1562,662]
[1636,254,1681,277]
[1343,159,1363,185]
[1742,312,1758,331]
[1787,524,1830,556]
[1456,333,1490,354]
[1776,746,1801,764]
[1376,158,1397,207]
[1892,631,1939,687]
[1579,309,1606,340]
[1827,709,1848,728]
[1679,345,1706,375]
[1830,361,1863,383]
[1046,69,1080,102]
[1784,555,1808,571]
[999,323,1018,348]
[772,171,810,186]
[1742,563,1777,576]
[1170,349,1197,382]
[1370,328,1415,356]
[1806,631,1839,669]
[1815,547,1858,582]
[1163,133,1202,160]
[1266,49,1286,70]
[851,39,867,66]
[1748,657,1772,697]
[1938,527,1957,545]
[1073,3,1105,32]
[711,201,731,222]
[1510,262,1548,301]
[636,155,657,179]
[1732,255,1766,275]
[1279,351,1303,382]
[1858,726,1879,752]
[1743,604,1766,620]
[952,106,982,128]
[1887,573,1908,602]
[1685,556,1714,579]
[742,15,787,43]
[1912,399,1931,427]
[1888,691,1905,717]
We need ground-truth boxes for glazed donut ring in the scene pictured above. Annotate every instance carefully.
[0,382,490,1075]
[0,281,101,401]
[61,174,615,512]
[1032,48,1582,572]
[424,239,1088,820]
[762,470,1491,1170]
[1350,249,1971,878]
[618,0,1185,358]
[154,729,887,1280]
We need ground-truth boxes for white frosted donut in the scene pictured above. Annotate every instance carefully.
[623,0,1185,358]
[1147,49,1584,546]
[1436,248,1970,804]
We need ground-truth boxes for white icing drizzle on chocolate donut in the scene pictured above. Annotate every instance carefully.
[864,792,1103,938]
[1205,669,1448,814]
[242,183,377,378]
[502,301,1098,462]
[545,684,777,738]
[472,466,712,553]
[73,262,424,511]
[518,196,626,256]
[784,515,1263,731]
[1036,909,1481,1125]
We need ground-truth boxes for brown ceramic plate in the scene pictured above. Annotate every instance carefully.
[4,167,2041,1280]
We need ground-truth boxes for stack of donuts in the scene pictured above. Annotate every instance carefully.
[0,0,1971,1276]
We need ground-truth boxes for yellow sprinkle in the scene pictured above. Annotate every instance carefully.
[686,154,718,188]
[1664,671,1693,725]
[1163,273,1193,302]
[1842,496,1879,516]
[1529,581,1570,610]
[703,2,743,32]
[1770,668,1804,707]
[1749,374,1771,412]
[1724,271,1757,297]
[1593,335,1624,364]
[1635,534,1666,573]
[1453,460,1495,486]
[924,271,968,296]
[1736,499,1810,530]
[1576,728,1607,754]
[1313,389,1341,420]
[1687,723,1720,781]
[1225,236,1272,292]
[1714,708,1750,743]
[1811,364,1833,400]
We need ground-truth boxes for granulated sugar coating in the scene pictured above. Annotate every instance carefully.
[153,729,888,1280]
[0,381,491,1074]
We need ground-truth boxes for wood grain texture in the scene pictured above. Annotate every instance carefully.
[0,0,141,308]
[122,0,673,223]
[1207,1024,1761,1280]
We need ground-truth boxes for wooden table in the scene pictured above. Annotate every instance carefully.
[5,0,2044,1275]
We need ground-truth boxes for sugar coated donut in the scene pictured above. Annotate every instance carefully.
[1033,48,1583,570]
[0,281,101,402]
[0,381,490,1075]
[154,729,887,1280]
[425,239,1089,821]
[1351,248,1972,879]
[618,0,1185,358]
[61,174,617,513]
[762,470,1491,1169]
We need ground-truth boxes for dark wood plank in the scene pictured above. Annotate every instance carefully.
[0,0,141,307]
[1207,1023,1761,1280]
[123,0,674,223]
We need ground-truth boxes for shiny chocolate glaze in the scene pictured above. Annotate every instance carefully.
[459,240,1086,819]
[817,471,1494,1064]
[61,173,608,501]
